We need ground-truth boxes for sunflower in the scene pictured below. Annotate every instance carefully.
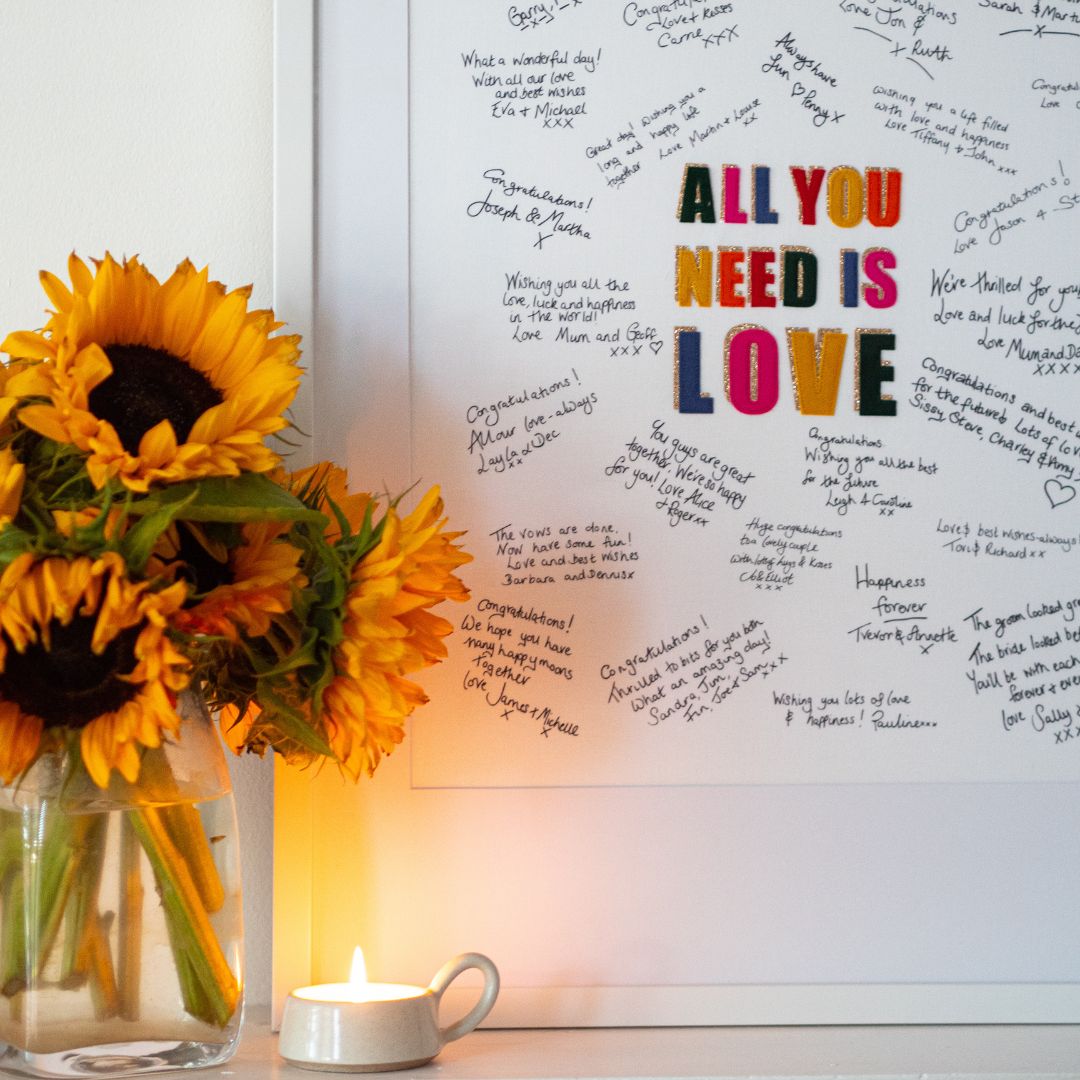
[0,449,24,527]
[153,520,305,640]
[287,461,373,540]
[0,357,35,433]
[321,486,471,779]
[0,551,190,786]
[394,487,472,663]
[2,253,302,492]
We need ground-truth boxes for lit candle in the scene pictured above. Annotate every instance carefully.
[279,949,499,1072]
[290,947,426,1005]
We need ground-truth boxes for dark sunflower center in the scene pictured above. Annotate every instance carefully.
[173,524,233,597]
[0,615,140,729]
[89,344,223,454]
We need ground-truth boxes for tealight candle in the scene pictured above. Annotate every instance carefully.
[279,949,500,1072]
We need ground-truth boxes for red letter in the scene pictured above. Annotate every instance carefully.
[866,168,902,227]
[748,248,777,307]
[790,166,825,225]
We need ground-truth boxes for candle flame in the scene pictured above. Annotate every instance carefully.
[349,946,368,987]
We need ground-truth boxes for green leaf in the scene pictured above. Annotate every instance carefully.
[249,629,320,679]
[119,490,198,574]
[0,527,35,566]
[256,687,334,759]
[128,474,327,526]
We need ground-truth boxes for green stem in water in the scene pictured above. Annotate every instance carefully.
[1,803,94,996]
[117,813,144,1022]
[0,863,26,999]
[60,815,108,989]
[129,806,239,1027]
[83,911,120,1021]
[0,811,24,887]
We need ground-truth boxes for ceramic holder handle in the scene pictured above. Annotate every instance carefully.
[429,952,500,1044]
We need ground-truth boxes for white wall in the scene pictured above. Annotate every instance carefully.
[0,0,277,1011]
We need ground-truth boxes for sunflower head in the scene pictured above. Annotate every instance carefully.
[0,551,190,786]
[151,520,305,640]
[317,486,472,779]
[3,253,302,492]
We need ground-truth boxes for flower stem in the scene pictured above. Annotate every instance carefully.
[60,814,107,989]
[117,813,143,1021]
[159,804,225,913]
[83,911,120,1020]
[129,806,239,1027]
[0,864,26,999]
[0,804,94,996]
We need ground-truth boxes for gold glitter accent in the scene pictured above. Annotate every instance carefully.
[787,327,846,415]
[790,165,826,224]
[826,165,862,228]
[854,328,895,413]
[780,245,814,304]
[675,246,713,307]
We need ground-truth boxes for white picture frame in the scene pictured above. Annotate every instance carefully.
[272,0,1080,1028]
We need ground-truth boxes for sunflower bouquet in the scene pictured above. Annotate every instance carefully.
[0,254,470,1062]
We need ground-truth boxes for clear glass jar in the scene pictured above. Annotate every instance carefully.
[0,692,243,1077]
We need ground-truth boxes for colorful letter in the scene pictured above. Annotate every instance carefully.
[790,166,826,224]
[862,249,898,309]
[748,248,777,308]
[866,168,902,227]
[726,325,779,415]
[856,330,896,416]
[722,165,749,224]
[678,165,716,223]
[675,328,714,413]
[827,166,863,228]
[753,166,780,224]
[781,247,818,307]
[787,328,847,415]
[675,246,713,307]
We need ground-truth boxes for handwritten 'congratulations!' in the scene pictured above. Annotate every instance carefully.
[673,163,901,418]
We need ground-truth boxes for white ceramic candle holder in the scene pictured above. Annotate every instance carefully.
[279,952,500,1072]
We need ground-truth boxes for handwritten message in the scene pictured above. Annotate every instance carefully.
[490,520,640,586]
[847,563,958,655]
[601,614,786,728]
[460,597,580,739]
[733,516,842,590]
[462,46,600,126]
[963,594,1080,747]
[603,419,756,528]
[908,357,1080,491]
[466,371,599,476]
[772,687,927,734]
[801,427,938,518]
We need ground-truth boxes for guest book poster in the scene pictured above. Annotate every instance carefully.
[405,0,1080,790]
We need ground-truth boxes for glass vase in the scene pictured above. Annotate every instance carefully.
[0,692,243,1078]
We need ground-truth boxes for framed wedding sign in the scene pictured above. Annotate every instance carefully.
[273,0,1080,1025]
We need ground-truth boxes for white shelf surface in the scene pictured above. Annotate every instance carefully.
[224,1022,1080,1079]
